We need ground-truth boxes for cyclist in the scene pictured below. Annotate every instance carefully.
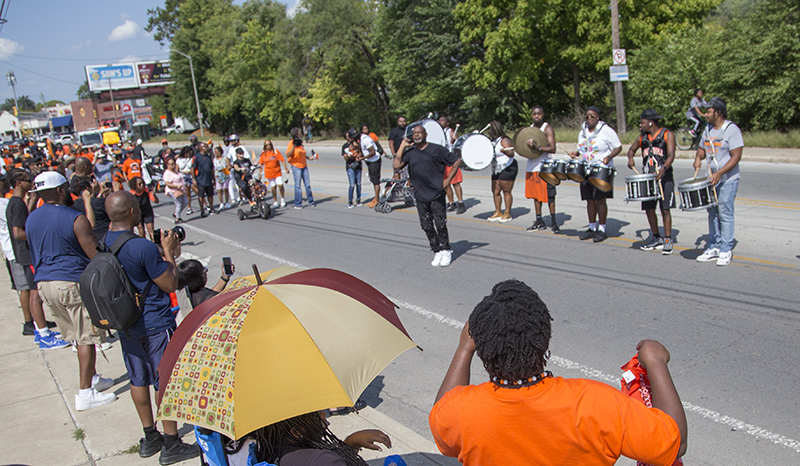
[685,88,707,136]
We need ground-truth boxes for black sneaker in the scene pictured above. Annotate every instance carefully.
[22,321,35,336]
[551,223,561,233]
[159,440,200,465]
[456,203,466,215]
[526,219,546,231]
[447,202,457,212]
[593,230,608,243]
[640,237,664,251]
[139,433,164,458]
[579,228,596,240]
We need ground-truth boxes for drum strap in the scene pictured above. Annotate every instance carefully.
[580,122,606,159]
[704,121,732,171]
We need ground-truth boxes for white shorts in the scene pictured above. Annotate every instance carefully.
[267,177,284,188]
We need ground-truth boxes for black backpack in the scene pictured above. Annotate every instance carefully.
[79,231,151,331]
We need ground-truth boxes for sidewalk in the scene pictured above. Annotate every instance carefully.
[0,270,457,466]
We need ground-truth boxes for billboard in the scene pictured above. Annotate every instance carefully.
[85,63,139,91]
[138,61,172,86]
[85,61,173,92]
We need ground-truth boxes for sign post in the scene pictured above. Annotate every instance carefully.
[610,0,626,135]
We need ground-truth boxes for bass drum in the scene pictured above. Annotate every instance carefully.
[405,119,447,148]
[454,133,493,171]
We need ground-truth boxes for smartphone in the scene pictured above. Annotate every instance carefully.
[222,257,233,276]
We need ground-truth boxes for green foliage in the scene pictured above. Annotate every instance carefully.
[76,80,95,100]
[145,0,184,47]
[0,95,37,113]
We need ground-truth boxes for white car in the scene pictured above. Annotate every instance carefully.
[164,124,182,135]
[54,134,75,145]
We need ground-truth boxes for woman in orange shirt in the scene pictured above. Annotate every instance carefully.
[258,139,289,208]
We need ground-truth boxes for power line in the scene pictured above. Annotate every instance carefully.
[0,59,81,85]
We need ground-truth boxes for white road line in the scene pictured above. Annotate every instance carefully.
[169,216,800,454]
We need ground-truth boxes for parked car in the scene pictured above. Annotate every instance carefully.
[54,134,75,145]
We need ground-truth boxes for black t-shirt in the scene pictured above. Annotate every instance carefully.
[388,127,407,155]
[6,196,32,266]
[193,153,215,187]
[70,197,111,240]
[342,142,361,170]
[401,143,459,202]
[232,158,253,182]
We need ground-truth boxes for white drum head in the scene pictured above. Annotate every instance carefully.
[456,134,493,171]
[405,119,446,147]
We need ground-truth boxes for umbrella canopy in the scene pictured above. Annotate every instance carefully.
[156,266,416,440]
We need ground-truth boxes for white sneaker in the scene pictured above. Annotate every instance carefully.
[280,199,286,207]
[75,388,116,411]
[439,250,453,267]
[92,374,114,392]
[272,201,279,208]
[716,251,732,266]
[431,251,443,267]
[696,248,720,262]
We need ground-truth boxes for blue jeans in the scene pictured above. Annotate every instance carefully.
[291,165,314,207]
[706,177,738,252]
[346,167,362,204]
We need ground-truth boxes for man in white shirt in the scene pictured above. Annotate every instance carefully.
[361,131,382,208]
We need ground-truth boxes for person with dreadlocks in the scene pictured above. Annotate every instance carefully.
[429,280,687,466]
[239,411,391,465]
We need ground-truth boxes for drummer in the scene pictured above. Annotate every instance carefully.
[568,106,622,243]
[524,105,560,233]
[487,121,517,223]
[626,109,676,255]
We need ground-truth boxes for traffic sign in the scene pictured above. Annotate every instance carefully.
[609,65,629,82]
[613,49,626,65]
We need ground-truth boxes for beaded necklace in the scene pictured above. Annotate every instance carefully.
[491,370,553,389]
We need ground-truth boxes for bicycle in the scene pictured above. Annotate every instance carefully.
[675,121,707,151]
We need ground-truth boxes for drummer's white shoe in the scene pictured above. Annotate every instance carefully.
[696,248,720,262]
[716,251,732,266]
[431,251,443,267]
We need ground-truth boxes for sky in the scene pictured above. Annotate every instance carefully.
[0,0,298,106]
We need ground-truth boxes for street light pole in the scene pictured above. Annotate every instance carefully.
[5,70,19,115]
[170,49,204,138]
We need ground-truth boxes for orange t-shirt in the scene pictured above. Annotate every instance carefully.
[429,378,681,466]
[286,142,307,169]
[259,150,285,179]
[122,158,142,180]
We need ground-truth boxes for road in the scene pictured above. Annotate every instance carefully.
[149,143,800,465]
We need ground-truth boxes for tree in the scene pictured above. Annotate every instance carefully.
[145,0,184,47]
[76,80,96,100]
[0,95,37,113]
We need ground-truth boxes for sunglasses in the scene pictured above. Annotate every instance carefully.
[585,114,598,119]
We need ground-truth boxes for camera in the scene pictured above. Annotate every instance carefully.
[154,226,186,247]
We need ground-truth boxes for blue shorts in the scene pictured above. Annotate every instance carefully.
[119,327,174,390]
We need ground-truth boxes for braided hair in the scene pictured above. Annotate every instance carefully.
[468,280,553,382]
[250,412,367,466]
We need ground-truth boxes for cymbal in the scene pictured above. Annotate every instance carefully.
[512,126,548,159]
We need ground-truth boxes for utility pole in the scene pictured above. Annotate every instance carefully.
[107,74,118,126]
[171,50,204,138]
[610,0,626,135]
[5,70,19,116]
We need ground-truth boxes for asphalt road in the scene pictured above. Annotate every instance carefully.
[150,144,800,465]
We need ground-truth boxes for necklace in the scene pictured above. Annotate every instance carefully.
[491,371,553,389]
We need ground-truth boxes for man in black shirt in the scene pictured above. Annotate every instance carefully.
[193,143,216,216]
[232,147,254,202]
[387,116,408,158]
[394,126,461,267]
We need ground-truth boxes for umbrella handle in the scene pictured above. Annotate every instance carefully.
[252,264,263,285]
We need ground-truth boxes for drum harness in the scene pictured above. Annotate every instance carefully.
[703,121,732,173]
[579,121,607,167]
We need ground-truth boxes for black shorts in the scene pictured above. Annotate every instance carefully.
[197,184,214,198]
[491,159,518,181]
[142,214,155,224]
[367,159,382,185]
[642,179,676,211]
[580,181,613,200]
[547,183,556,202]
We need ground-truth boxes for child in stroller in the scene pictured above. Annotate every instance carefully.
[233,148,272,220]
[374,168,415,213]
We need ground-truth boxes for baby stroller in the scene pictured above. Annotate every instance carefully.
[374,175,415,213]
[237,167,272,220]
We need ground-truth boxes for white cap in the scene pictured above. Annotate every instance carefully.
[136,138,143,145]
[30,171,68,192]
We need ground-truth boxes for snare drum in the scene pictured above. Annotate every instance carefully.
[454,133,493,171]
[539,160,561,186]
[552,159,568,180]
[678,177,717,211]
[405,119,447,148]
[588,164,616,192]
[624,173,661,202]
[566,159,588,182]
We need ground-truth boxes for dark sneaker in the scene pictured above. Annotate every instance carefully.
[662,238,674,255]
[526,219,546,231]
[551,223,561,233]
[139,434,164,458]
[640,237,664,251]
[579,228,596,240]
[22,321,35,336]
[159,441,200,465]
[447,202,457,212]
[593,230,608,243]
[456,203,466,215]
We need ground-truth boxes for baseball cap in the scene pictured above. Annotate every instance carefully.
[235,147,244,154]
[704,96,727,112]
[189,134,198,141]
[161,138,168,144]
[30,171,68,192]
[136,138,143,145]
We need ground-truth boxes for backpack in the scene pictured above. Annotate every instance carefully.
[79,231,151,331]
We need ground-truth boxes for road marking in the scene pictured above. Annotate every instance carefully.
[163,215,800,454]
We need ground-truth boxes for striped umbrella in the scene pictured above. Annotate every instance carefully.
[156,266,416,440]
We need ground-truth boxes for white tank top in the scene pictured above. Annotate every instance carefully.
[526,122,553,173]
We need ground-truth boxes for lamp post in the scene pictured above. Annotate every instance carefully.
[170,49,204,138]
[5,70,19,116]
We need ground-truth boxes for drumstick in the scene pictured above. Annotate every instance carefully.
[632,166,640,175]
[478,123,490,134]
[693,167,700,179]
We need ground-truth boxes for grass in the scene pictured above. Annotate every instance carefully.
[551,126,800,148]
[122,443,140,455]
[72,428,85,441]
